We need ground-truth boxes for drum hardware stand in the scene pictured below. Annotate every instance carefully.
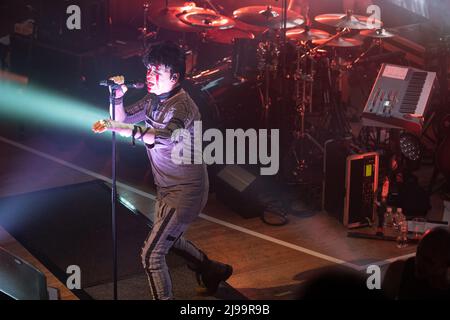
[301,28,350,59]
[257,37,280,128]
[298,27,350,119]
[317,28,353,138]
[138,2,157,50]
[297,28,353,138]
[320,60,352,138]
[286,45,324,183]
[258,63,272,129]
[347,37,383,70]
[262,1,289,129]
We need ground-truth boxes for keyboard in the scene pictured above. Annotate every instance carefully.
[362,63,436,135]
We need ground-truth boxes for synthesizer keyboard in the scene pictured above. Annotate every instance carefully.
[362,63,436,135]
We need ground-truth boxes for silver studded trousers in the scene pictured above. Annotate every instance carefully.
[140,182,209,300]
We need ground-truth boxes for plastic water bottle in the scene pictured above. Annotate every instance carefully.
[393,208,403,231]
[396,211,408,248]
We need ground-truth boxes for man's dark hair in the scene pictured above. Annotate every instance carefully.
[142,41,186,81]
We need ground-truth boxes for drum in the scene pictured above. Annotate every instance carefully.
[185,48,197,76]
[183,59,262,130]
[231,34,287,80]
[231,38,260,79]
[205,28,255,45]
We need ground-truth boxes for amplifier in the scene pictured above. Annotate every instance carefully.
[323,139,379,228]
[215,165,265,219]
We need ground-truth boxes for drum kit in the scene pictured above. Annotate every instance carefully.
[143,1,395,183]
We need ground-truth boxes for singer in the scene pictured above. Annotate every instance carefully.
[92,41,232,300]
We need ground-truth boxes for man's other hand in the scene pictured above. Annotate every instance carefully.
[92,120,110,133]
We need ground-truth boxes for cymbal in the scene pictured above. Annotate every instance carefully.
[150,5,214,32]
[360,28,395,38]
[286,28,330,41]
[313,37,363,47]
[233,6,304,29]
[178,11,235,30]
[315,13,382,30]
[233,19,267,34]
[205,28,255,45]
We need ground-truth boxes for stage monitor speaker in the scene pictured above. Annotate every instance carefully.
[0,247,49,300]
[215,165,265,219]
[323,139,379,228]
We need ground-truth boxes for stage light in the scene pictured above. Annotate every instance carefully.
[0,79,130,142]
[399,133,421,161]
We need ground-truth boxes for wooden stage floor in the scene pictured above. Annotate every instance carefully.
[0,134,425,300]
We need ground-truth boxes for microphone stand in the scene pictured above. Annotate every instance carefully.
[109,88,118,300]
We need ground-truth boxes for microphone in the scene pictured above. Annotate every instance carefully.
[99,80,145,89]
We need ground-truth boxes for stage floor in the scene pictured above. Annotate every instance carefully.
[1,129,438,300]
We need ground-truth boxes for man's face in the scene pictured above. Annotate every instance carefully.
[146,64,177,95]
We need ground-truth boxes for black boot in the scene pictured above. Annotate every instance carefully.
[195,258,233,295]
